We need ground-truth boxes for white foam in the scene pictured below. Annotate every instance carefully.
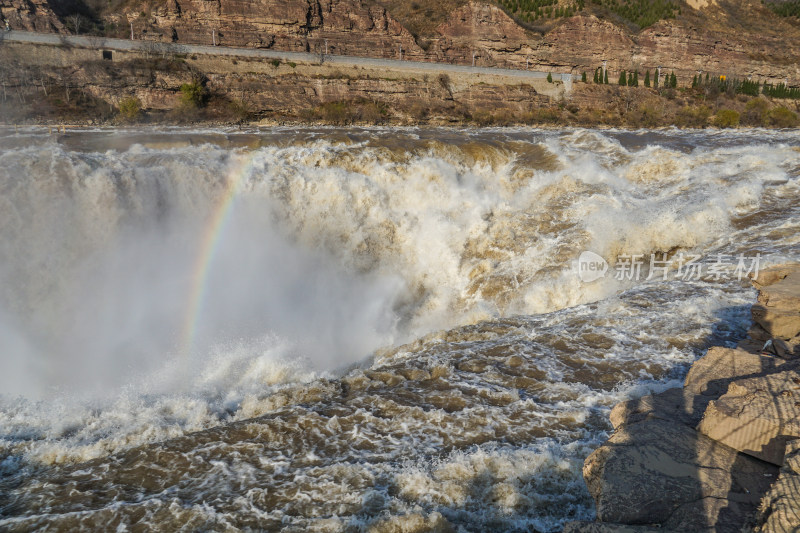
[0,129,798,530]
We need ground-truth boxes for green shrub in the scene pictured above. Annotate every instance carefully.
[627,104,662,127]
[713,109,740,128]
[270,58,281,68]
[674,105,711,128]
[355,100,388,124]
[117,96,142,122]
[767,106,799,128]
[532,107,562,123]
[227,99,251,122]
[179,81,207,108]
[287,61,297,68]
[742,98,770,126]
[547,72,553,83]
[319,101,350,124]
[766,0,800,18]
[304,100,390,125]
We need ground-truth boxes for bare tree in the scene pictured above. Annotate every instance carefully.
[60,67,79,104]
[71,13,83,35]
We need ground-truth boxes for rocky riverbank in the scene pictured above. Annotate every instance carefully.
[1,39,799,129]
[566,265,800,532]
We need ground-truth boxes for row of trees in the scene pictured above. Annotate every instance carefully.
[584,68,799,98]
[690,73,800,100]
[587,67,676,88]
[591,67,609,84]
[762,82,800,99]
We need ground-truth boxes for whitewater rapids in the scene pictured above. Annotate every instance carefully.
[0,127,798,532]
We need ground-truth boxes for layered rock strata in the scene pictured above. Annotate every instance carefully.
[2,0,799,85]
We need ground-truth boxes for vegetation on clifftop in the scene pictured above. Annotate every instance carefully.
[496,0,679,28]
[592,0,679,28]
[497,0,583,23]
[765,0,800,18]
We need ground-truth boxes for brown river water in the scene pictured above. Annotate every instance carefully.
[0,127,798,531]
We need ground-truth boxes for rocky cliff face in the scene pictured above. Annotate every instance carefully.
[430,2,800,84]
[129,0,424,59]
[2,0,800,85]
[0,0,64,32]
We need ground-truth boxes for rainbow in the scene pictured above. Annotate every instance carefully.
[179,153,254,360]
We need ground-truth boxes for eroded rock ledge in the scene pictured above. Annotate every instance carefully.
[566,264,800,533]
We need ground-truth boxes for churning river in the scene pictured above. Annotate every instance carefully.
[1,127,799,531]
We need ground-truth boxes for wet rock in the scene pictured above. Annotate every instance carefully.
[762,338,800,361]
[397,367,431,381]
[753,265,800,310]
[583,418,778,530]
[737,337,766,354]
[683,347,789,397]
[696,368,800,465]
[505,354,525,367]
[751,265,800,340]
[752,306,800,342]
[364,370,405,387]
[342,371,372,393]
[427,392,467,412]
[429,365,451,380]
[609,387,706,430]
[456,358,488,373]
[751,266,799,291]
[366,511,454,533]
[750,323,774,343]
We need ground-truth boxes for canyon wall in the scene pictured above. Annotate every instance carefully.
[2,0,798,85]
[429,3,800,85]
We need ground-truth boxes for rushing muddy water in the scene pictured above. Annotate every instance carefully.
[0,127,799,531]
